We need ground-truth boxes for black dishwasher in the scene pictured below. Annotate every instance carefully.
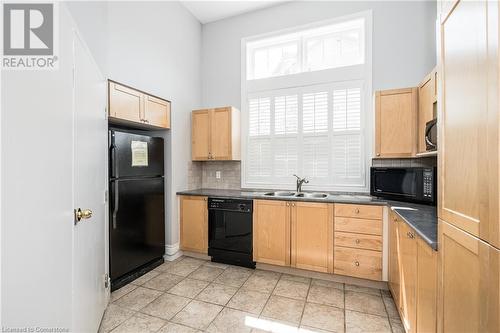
[208,198,255,268]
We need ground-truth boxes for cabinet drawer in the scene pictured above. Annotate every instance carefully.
[335,217,382,236]
[335,232,382,251]
[334,246,382,281]
[335,204,383,220]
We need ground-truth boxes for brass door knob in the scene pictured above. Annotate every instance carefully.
[354,261,360,267]
[75,208,93,222]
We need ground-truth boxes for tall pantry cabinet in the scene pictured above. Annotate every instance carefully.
[437,0,499,332]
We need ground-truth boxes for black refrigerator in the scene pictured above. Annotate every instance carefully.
[109,129,165,288]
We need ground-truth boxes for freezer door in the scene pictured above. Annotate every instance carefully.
[109,130,164,178]
[109,177,165,280]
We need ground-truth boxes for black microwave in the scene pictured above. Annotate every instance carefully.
[425,119,437,151]
[370,167,436,205]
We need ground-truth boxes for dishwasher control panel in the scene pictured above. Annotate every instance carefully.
[208,198,253,213]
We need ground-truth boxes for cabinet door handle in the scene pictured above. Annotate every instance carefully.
[355,208,360,214]
[407,232,415,239]
[355,239,360,244]
[286,202,290,206]
[354,261,360,267]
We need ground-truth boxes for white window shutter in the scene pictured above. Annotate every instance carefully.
[275,95,298,135]
[303,92,328,133]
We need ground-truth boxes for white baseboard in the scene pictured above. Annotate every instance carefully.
[164,243,182,261]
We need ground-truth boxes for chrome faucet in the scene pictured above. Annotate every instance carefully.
[293,174,309,193]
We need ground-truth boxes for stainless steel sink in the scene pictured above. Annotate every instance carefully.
[263,191,296,197]
[295,192,329,199]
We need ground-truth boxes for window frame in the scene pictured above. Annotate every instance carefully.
[241,10,373,192]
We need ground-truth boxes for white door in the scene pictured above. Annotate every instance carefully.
[72,31,108,332]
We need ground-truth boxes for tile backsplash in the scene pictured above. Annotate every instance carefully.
[200,161,241,190]
[186,157,437,190]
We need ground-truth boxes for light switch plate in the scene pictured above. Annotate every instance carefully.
[216,171,221,179]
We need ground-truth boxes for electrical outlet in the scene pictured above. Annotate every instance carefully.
[216,171,221,179]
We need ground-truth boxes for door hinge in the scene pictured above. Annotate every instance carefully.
[104,189,108,204]
[104,107,108,120]
[104,273,110,289]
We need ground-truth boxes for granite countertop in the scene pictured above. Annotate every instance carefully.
[177,188,438,250]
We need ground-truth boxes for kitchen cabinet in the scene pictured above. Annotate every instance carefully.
[389,211,401,309]
[399,221,417,333]
[375,88,418,158]
[191,110,211,160]
[144,95,171,128]
[253,200,333,273]
[108,80,171,129]
[334,204,383,281]
[291,202,334,273]
[253,200,291,266]
[389,211,438,333]
[416,236,437,333]
[191,107,240,161]
[437,219,490,333]
[180,196,208,253]
[417,68,437,153]
[439,0,500,248]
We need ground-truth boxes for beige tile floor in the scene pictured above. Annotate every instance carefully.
[100,256,404,333]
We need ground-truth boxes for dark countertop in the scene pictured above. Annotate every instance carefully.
[177,188,438,250]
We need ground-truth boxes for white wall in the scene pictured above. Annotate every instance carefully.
[67,1,202,251]
[201,0,436,107]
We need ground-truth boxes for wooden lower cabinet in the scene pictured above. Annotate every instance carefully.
[389,211,438,333]
[437,219,490,333]
[334,246,382,280]
[417,237,437,333]
[399,222,417,333]
[180,196,208,253]
[389,211,401,308]
[291,202,334,273]
[253,200,334,273]
[253,200,291,266]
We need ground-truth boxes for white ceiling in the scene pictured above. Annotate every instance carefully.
[181,1,288,24]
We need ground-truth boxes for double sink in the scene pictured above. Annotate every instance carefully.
[262,191,329,199]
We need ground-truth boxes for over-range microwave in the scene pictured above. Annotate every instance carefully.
[370,167,436,205]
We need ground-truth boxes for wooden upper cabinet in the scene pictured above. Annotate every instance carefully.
[291,202,334,273]
[375,88,418,158]
[192,110,211,160]
[191,107,240,161]
[180,196,208,253]
[399,221,417,333]
[416,236,437,333]
[388,211,401,309]
[439,0,499,247]
[108,81,143,123]
[108,80,171,129]
[417,69,437,153]
[145,95,170,128]
[253,200,291,266]
[437,220,490,333]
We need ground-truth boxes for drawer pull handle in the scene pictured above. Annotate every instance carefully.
[355,239,360,244]
[355,208,360,214]
[354,261,360,267]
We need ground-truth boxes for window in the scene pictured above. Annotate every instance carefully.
[247,18,364,80]
[246,83,365,187]
[242,11,372,191]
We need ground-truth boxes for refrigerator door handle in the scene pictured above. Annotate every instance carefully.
[110,144,119,178]
[111,181,119,229]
